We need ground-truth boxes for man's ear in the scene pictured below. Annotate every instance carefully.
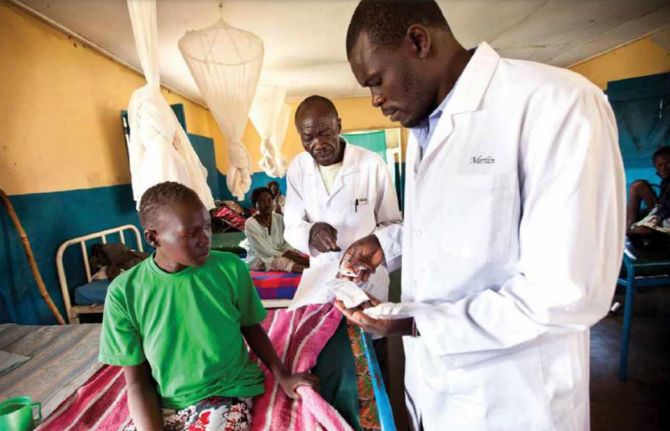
[145,228,159,248]
[406,24,431,59]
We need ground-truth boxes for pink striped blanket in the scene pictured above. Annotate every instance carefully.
[37,303,352,431]
[251,303,352,431]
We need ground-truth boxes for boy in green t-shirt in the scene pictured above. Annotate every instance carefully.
[99,182,317,431]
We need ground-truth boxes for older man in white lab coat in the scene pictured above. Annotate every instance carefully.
[283,95,402,301]
[337,1,625,430]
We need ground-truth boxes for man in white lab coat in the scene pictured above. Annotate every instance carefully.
[283,95,402,291]
[336,1,625,430]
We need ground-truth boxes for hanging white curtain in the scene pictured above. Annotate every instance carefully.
[125,0,215,209]
[179,19,263,200]
[250,85,289,178]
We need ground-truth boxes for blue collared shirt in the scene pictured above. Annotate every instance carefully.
[411,89,452,158]
[412,53,475,159]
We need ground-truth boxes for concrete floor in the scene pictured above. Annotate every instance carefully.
[384,288,670,430]
[591,289,670,431]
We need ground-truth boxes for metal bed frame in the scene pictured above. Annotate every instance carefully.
[56,224,143,323]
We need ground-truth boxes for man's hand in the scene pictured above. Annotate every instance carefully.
[339,235,385,283]
[277,371,319,399]
[334,296,413,337]
[309,222,340,253]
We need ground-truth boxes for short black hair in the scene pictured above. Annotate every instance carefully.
[251,187,273,207]
[294,95,339,124]
[346,0,450,59]
[139,181,201,227]
[267,180,279,188]
[653,146,670,162]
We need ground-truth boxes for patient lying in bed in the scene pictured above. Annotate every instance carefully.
[98,182,316,431]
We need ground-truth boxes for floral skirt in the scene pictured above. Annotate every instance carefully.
[124,396,253,431]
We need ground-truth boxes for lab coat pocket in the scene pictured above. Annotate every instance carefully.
[351,195,374,220]
[442,174,517,260]
[338,196,376,242]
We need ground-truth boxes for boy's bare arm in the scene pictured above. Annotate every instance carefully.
[241,323,318,399]
[123,363,163,431]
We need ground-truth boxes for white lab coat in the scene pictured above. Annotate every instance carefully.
[374,42,625,430]
[284,143,402,301]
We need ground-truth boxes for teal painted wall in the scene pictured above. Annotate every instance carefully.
[190,134,220,199]
[607,73,670,188]
[0,184,144,324]
[1,130,218,325]
[0,171,286,325]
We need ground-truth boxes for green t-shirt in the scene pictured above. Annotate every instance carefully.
[98,251,267,409]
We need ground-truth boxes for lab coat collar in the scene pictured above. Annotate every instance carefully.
[420,42,500,166]
[443,41,499,116]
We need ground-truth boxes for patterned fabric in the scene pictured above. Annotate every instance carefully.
[213,206,247,231]
[37,305,354,431]
[36,365,127,431]
[251,271,301,300]
[346,322,381,431]
[251,304,352,431]
[123,396,253,431]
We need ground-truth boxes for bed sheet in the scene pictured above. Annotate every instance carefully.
[0,323,103,418]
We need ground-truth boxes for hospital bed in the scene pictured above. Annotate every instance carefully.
[51,226,394,428]
[56,224,144,323]
[0,320,394,430]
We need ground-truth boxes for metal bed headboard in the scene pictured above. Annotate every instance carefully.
[56,224,143,323]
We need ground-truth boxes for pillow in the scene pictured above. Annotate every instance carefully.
[222,200,245,215]
[213,206,247,231]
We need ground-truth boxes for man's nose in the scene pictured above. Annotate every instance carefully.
[312,138,330,149]
[371,90,386,108]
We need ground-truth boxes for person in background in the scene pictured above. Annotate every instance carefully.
[245,187,309,273]
[99,182,316,431]
[267,180,286,214]
[627,146,670,229]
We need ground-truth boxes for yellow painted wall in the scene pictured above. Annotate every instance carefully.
[0,0,406,195]
[0,2,213,196]
[9,0,667,196]
[570,36,670,90]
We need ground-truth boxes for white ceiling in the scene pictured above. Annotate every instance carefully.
[15,0,670,104]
